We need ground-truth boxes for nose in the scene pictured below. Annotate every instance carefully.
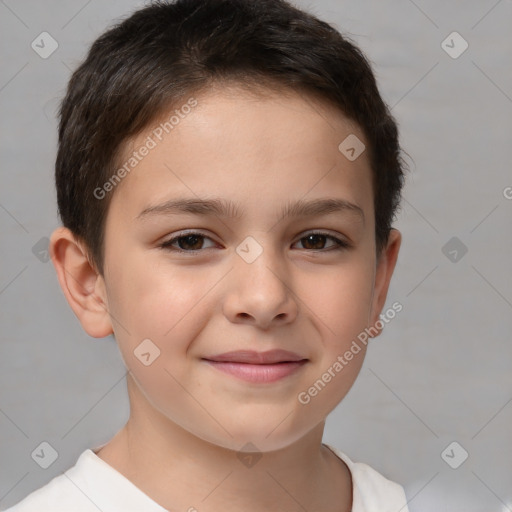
[222,240,299,330]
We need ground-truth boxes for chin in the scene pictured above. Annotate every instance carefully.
[194,415,317,454]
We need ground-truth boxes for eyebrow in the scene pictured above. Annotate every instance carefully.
[136,197,365,225]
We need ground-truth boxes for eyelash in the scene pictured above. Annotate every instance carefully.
[159,231,351,254]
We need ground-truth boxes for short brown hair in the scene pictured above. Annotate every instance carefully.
[56,0,408,276]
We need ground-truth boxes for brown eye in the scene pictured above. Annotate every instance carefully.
[160,232,216,252]
[176,234,204,250]
[294,232,349,251]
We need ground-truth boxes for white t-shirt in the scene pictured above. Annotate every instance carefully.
[3,443,409,512]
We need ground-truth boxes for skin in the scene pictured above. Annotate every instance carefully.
[50,84,401,512]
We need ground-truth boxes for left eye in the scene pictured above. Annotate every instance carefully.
[293,233,349,251]
[159,232,349,253]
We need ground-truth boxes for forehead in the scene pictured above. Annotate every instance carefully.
[108,84,373,224]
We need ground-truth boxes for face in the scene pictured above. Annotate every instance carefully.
[95,85,398,452]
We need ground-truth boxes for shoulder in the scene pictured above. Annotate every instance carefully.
[324,444,409,512]
[2,451,100,512]
[3,448,167,512]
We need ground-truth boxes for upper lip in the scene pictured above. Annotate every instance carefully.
[203,350,307,364]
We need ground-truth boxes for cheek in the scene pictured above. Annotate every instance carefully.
[295,262,373,417]
[105,259,212,404]
[105,251,213,356]
[309,257,375,341]
[304,256,374,404]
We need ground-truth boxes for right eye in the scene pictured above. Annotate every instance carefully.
[159,232,218,253]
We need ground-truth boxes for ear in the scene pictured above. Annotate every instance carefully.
[368,228,402,338]
[49,226,113,338]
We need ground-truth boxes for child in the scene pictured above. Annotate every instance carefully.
[5,0,409,510]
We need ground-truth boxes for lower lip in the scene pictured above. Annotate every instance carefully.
[204,360,307,383]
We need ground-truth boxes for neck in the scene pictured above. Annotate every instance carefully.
[95,374,352,512]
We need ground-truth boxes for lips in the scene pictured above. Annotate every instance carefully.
[204,349,306,364]
[202,350,308,383]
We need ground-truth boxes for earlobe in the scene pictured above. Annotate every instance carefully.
[49,226,113,338]
[368,228,402,338]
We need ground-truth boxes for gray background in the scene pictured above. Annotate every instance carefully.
[1,0,511,510]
